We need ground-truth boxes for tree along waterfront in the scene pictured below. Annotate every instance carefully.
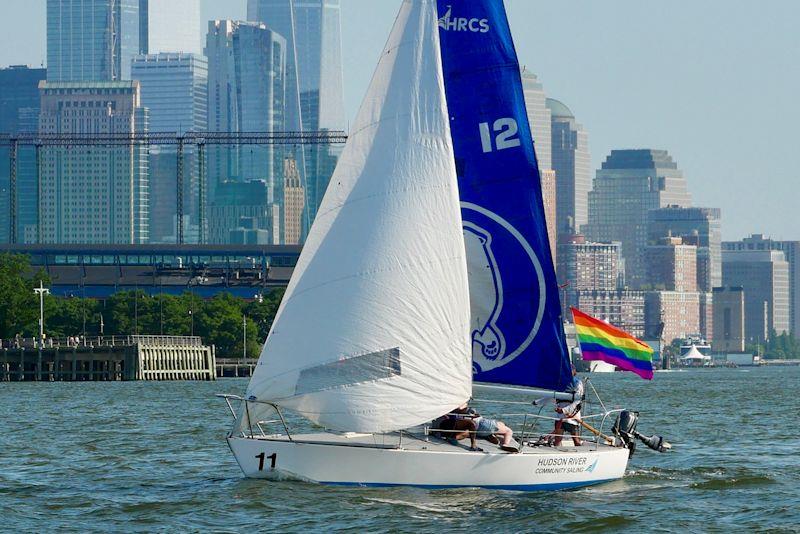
[3,253,800,360]
[0,254,283,358]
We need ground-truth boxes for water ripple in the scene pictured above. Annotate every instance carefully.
[0,367,798,531]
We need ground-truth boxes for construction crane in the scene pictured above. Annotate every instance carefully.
[0,131,348,244]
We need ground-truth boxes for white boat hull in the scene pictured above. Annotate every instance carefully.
[227,433,629,491]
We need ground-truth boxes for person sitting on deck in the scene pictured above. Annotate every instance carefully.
[433,404,481,451]
[475,416,517,452]
[462,406,518,452]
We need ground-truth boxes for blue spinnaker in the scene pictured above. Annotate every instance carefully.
[437,0,571,391]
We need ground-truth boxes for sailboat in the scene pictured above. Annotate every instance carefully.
[221,0,630,490]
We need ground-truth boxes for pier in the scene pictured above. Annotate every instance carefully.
[0,335,215,381]
[759,359,800,366]
[216,358,256,378]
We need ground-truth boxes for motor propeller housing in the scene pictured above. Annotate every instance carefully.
[612,410,670,457]
[634,431,672,453]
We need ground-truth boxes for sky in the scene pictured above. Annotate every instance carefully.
[3,0,799,241]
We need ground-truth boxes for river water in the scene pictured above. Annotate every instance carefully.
[1,366,798,532]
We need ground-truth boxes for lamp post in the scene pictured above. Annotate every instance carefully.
[187,275,207,338]
[134,288,139,336]
[159,281,164,335]
[33,280,49,381]
[243,314,247,362]
[81,283,86,341]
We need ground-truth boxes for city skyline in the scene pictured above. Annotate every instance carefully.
[3,1,797,241]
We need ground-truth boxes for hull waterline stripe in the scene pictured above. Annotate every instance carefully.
[318,478,619,491]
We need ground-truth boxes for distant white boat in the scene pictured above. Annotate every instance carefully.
[590,360,617,373]
[221,0,634,491]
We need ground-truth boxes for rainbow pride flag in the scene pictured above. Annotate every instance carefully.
[571,307,654,380]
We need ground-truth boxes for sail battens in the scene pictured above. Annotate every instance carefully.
[242,0,472,434]
[437,0,572,392]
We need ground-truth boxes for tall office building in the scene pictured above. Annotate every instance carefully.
[645,236,697,292]
[723,234,800,336]
[206,19,287,226]
[209,180,279,245]
[520,70,556,260]
[247,0,345,225]
[131,53,207,242]
[0,66,46,133]
[145,0,203,54]
[540,169,557,262]
[722,248,790,342]
[0,66,46,243]
[557,236,624,293]
[585,149,692,288]
[643,236,707,342]
[700,291,713,342]
[712,287,745,352]
[648,206,721,292]
[282,158,304,245]
[38,81,149,243]
[247,0,344,132]
[645,291,701,344]
[556,235,643,331]
[47,0,145,81]
[573,290,646,338]
[520,69,551,171]
[139,0,149,53]
[131,53,207,134]
[547,98,590,239]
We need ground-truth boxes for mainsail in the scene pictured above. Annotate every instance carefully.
[242,0,472,433]
[437,0,572,391]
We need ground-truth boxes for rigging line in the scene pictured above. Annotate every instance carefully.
[585,377,607,414]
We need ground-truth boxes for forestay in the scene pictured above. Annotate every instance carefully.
[241,0,472,433]
[437,0,572,391]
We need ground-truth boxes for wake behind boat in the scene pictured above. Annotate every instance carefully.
[220,0,664,491]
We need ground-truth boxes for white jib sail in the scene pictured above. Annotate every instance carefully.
[242,0,471,433]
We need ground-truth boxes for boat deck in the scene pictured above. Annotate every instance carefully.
[247,429,618,456]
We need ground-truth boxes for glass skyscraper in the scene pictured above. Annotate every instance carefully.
[131,52,207,242]
[247,0,345,227]
[47,0,145,81]
[206,20,286,244]
[584,149,692,288]
[131,53,207,135]
[0,66,46,243]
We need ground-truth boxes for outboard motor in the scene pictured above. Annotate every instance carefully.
[612,410,672,457]
[612,410,639,456]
